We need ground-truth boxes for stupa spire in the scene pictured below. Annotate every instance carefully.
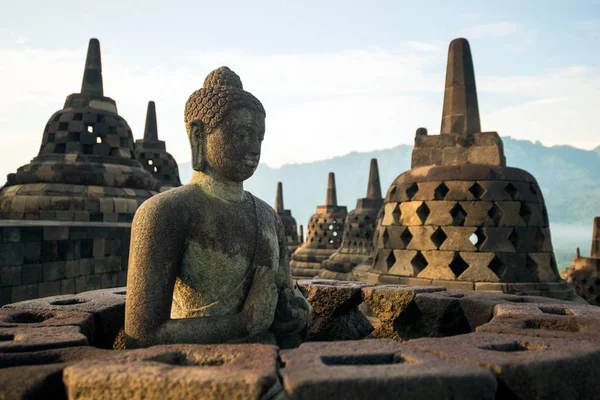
[440,38,481,135]
[80,38,103,96]
[366,158,382,199]
[144,101,159,142]
[326,172,337,206]
[275,182,284,212]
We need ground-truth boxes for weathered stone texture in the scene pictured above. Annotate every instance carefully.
[280,339,497,400]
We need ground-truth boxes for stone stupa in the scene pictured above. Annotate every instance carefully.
[290,173,347,277]
[134,101,182,191]
[564,217,600,305]
[320,159,383,278]
[274,182,301,257]
[0,39,159,222]
[359,38,575,300]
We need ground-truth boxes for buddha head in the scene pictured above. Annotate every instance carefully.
[184,66,266,182]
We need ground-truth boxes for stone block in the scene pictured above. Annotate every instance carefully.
[495,202,526,227]
[0,308,95,343]
[280,339,496,400]
[422,201,455,225]
[64,344,280,400]
[298,280,372,341]
[438,226,477,251]
[0,265,22,287]
[467,145,503,165]
[478,227,514,252]
[43,226,69,241]
[24,241,42,263]
[0,326,87,352]
[0,364,68,399]
[61,278,76,294]
[460,201,494,226]
[431,279,475,291]
[75,276,87,293]
[5,287,127,348]
[361,285,445,340]
[379,226,412,250]
[43,261,66,281]
[477,302,600,342]
[399,201,426,226]
[477,181,514,201]
[0,345,115,369]
[408,332,600,400]
[442,147,469,166]
[0,242,24,266]
[405,226,437,250]
[410,181,439,201]
[39,281,61,298]
[11,284,39,303]
[411,147,433,168]
[93,239,105,258]
[458,253,499,282]
[2,227,21,243]
[418,251,456,280]
[79,259,92,275]
[387,250,419,276]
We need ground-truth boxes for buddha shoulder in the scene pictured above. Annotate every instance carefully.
[132,185,200,231]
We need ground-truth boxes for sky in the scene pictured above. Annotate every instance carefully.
[0,0,599,181]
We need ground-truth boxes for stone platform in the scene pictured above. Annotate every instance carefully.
[1,281,600,399]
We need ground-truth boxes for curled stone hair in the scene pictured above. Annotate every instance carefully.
[184,66,265,135]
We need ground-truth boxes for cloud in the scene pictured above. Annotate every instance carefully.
[459,22,522,39]
[0,43,598,182]
[9,33,27,45]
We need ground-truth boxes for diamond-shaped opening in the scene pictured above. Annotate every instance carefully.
[595,279,600,287]
[391,204,401,224]
[529,184,538,196]
[434,183,449,200]
[416,202,430,224]
[488,256,505,279]
[449,253,469,277]
[504,183,518,200]
[430,227,448,249]
[488,203,503,225]
[471,227,486,250]
[590,287,596,294]
[411,251,428,274]
[535,228,545,249]
[386,251,396,268]
[400,228,413,248]
[519,202,532,224]
[508,228,520,251]
[389,186,397,198]
[525,255,538,273]
[449,203,467,226]
[469,182,485,200]
[406,183,419,200]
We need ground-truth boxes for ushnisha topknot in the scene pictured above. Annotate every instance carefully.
[184,66,265,134]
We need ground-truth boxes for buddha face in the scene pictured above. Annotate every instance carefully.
[202,107,265,182]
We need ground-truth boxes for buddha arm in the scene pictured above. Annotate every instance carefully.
[124,196,248,347]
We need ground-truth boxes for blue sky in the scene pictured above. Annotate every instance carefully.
[0,0,599,180]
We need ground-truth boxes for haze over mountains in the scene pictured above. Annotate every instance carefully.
[179,137,600,268]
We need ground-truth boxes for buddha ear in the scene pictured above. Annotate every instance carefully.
[189,120,206,172]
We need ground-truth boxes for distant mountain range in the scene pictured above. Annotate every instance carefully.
[179,137,600,267]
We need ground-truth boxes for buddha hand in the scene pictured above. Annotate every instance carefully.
[270,287,310,336]
[241,265,278,337]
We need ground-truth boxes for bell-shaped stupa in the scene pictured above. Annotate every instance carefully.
[361,38,575,300]
[290,173,347,277]
[0,39,159,222]
[135,101,182,191]
[321,159,383,278]
[274,182,301,257]
[564,217,600,305]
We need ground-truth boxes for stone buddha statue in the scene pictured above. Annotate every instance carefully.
[123,67,309,348]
